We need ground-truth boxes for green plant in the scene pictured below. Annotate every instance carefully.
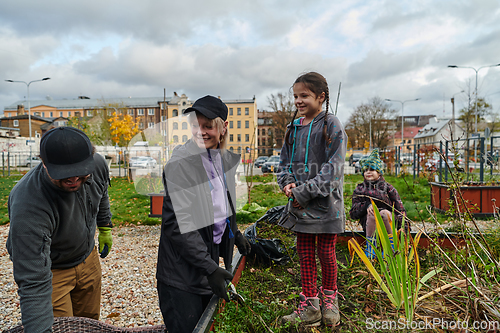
[348,201,441,322]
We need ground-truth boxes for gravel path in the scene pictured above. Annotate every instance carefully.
[1,224,165,330]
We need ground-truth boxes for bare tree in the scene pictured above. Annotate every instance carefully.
[267,92,295,147]
[345,97,396,149]
[458,97,493,136]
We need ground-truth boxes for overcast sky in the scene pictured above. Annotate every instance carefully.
[1,0,500,125]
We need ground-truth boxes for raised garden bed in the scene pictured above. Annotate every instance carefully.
[430,181,500,217]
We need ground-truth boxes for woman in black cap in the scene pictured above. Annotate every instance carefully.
[156,95,251,333]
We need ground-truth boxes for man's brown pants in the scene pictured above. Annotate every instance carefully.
[51,247,101,319]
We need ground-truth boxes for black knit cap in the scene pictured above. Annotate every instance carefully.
[40,127,95,179]
[183,95,228,120]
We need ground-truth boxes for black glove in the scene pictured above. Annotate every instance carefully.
[235,232,251,256]
[207,267,233,302]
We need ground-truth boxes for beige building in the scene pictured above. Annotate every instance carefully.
[2,93,258,154]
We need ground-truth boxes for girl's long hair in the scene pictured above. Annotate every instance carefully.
[285,72,331,146]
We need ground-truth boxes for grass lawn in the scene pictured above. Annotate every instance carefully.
[1,173,444,227]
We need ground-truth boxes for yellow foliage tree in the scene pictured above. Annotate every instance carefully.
[108,112,140,147]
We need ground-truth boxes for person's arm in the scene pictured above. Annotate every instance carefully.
[349,185,371,220]
[291,116,347,208]
[162,165,219,276]
[277,127,296,191]
[7,195,54,333]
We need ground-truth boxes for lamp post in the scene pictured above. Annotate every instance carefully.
[448,64,500,135]
[448,64,500,167]
[5,77,51,167]
[385,98,420,151]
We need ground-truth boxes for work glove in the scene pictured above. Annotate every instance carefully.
[235,232,251,256]
[207,267,233,302]
[98,227,113,258]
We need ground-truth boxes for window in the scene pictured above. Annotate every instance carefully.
[173,122,178,130]
[229,121,233,129]
[148,108,155,115]
[59,112,63,117]
[182,122,188,130]
[87,110,92,117]
[182,135,188,142]
[138,109,144,116]
[237,121,241,129]
[173,135,179,143]
[245,107,249,115]
[229,108,233,116]
[237,108,241,115]
[268,129,272,136]
[50,112,53,117]
[182,101,186,106]
[245,134,249,142]
[172,109,178,117]
[408,140,412,144]
[262,138,266,145]
[13,120,18,127]
[230,134,233,142]
[237,147,241,153]
[148,122,155,128]
[128,109,134,115]
[139,123,144,129]
[161,116,167,122]
[67,111,71,117]
[229,147,234,152]
[245,120,249,128]
[42,112,45,117]
[237,134,241,142]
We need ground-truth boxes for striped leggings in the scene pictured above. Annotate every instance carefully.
[296,232,338,298]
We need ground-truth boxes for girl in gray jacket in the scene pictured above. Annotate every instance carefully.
[278,72,347,328]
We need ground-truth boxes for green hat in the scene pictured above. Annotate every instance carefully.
[360,149,383,175]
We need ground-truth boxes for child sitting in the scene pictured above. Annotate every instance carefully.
[349,149,406,258]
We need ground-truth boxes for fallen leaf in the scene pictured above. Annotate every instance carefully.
[106,312,120,318]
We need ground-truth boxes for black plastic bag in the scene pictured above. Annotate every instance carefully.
[243,205,294,265]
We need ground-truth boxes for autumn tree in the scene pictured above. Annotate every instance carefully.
[345,97,396,149]
[108,111,140,147]
[267,92,295,147]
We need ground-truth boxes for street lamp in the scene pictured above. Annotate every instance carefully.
[385,98,420,150]
[448,64,500,135]
[5,77,51,167]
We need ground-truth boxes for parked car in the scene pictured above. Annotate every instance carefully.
[130,156,157,168]
[23,156,42,167]
[349,153,363,166]
[261,155,280,173]
[254,156,269,168]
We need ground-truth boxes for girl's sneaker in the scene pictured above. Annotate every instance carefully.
[320,287,341,327]
[281,292,321,327]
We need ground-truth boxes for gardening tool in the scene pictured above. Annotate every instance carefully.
[226,281,245,305]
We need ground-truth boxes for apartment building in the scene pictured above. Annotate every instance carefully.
[2,93,258,153]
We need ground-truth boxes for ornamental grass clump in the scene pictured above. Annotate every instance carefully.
[348,199,441,322]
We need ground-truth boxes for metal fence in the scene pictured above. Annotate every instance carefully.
[377,136,500,183]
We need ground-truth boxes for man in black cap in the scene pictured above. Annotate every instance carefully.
[156,95,251,333]
[7,127,113,333]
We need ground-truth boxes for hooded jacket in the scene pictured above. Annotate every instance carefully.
[6,153,112,333]
[277,111,347,234]
[349,176,406,232]
[156,139,241,295]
